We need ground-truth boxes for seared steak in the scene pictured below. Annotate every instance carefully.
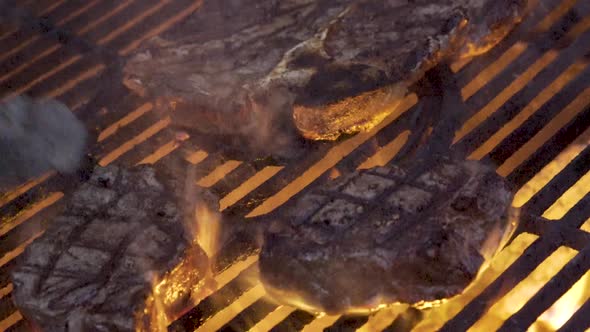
[259,158,517,314]
[11,165,209,332]
[124,0,527,149]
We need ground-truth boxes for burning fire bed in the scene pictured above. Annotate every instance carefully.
[1,0,590,331]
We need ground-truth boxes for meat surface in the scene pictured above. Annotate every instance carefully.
[258,158,517,314]
[11,165,209,332]
[124,0,527,150]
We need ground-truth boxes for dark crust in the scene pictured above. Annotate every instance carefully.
[123,0,527,142]
[259,158,515,314]
[11,165,208,332]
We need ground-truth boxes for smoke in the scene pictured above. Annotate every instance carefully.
[150,84,304,161]
[0,96,88,191]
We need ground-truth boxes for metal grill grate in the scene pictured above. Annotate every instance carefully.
[1,0,590,331]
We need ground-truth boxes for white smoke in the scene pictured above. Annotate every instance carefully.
[0,96,87,190]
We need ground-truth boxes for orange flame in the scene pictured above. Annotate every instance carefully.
[194,200,221,260]
[530,269,590,331]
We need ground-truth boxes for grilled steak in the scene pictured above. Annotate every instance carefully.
[11,165,209,332]
[259,157,517,314]
[124,0,527,149]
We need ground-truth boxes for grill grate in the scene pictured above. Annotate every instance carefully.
[1,0,590,331]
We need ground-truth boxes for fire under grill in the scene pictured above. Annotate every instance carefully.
[1,0,590,331]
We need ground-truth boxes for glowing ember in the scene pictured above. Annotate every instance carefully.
[142,246,213,331]
[195,199,221,259]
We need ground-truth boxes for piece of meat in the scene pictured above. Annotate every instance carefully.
[11,165,210,332]
[124,0,527,149]
[258,158,517,314]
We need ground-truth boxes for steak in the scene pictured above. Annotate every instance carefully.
[258,157,517,314]
[11,165,210,332]
[124,0,527,150]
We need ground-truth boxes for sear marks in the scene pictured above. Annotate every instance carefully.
[11,165,209,332]
[259,158,516,314]
[124,0,527,147]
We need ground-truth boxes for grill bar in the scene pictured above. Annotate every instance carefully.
[492,68,590,175]
[498,244,590,331]
[0,311,24,332]
[269,310,315,332]
[218,299,278,332]
[440,199,590,331]
[456,25,590,156]
[0,293,16,322]
[558,298,590,331]
[525,144,590,215]
[470,246,579,331]
[456,0,578,86]
[383,308,423,332]
[507,106,590,189]
[324,316,370,332]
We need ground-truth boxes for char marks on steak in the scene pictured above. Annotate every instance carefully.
[124,0,527,149]
[259,157,517,314]
[11,165,209,332]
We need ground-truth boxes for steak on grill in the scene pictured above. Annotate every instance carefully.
[216,61,516,315]
[259,157,517,314]
[11,165,210,332]
[124,0,527,150]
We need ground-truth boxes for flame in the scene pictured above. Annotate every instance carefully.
[195,201,221,259]
[139,280,169,332]
[529,270,590,331]
[138,240,214,331]
[135,162,226,331]
[469,246,579,331]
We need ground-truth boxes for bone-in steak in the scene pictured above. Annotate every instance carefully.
[124,0,527,147]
